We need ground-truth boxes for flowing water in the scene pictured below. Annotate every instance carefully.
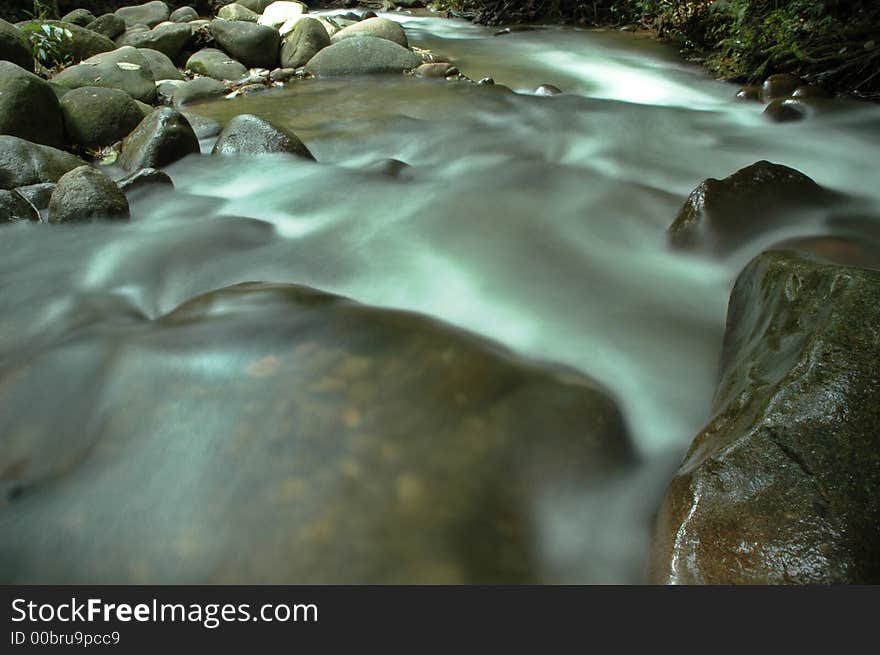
[2,12,880,582]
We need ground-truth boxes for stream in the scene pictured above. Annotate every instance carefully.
[2,11,879,582]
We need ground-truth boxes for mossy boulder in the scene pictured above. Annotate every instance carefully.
[217,3,260,22]
[330,17,409,48]
[304,36,421,77]
[48,165,130,223]
[0,18,34,71]
[186,47,247,80]
[118,107,200,171]
[60,87,146,148]
[116,22,193,60]
[170,6,199,22]
[116,1,172,28]
[0,62,65,148]
[651,251,880,584]
[280,16,329,69]
[211,114,314,159]
[210,18,280,69]
[61,9,97,28]
[53,46,157,103]
[0,135,85,189]
[85,14,127,40]
[138,47,185,81]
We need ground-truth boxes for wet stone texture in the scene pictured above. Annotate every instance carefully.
[0,282,633,584]
[651,251,880,584]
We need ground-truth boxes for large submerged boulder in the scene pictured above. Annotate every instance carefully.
[651,251,880,584]
[0,282,633,583]
[304,35,421,77]
[668,161,833,254]
[0,135,85,189]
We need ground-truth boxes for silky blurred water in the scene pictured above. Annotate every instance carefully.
[1,13,879,583]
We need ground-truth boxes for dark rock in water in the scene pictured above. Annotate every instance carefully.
[187,47,248,81]
[413,62,453,78]
[85,14,127,40]
[280,16,330,69]
[116,1,171,28]
[116,22,192,60]
[0,189,39,223]
[48,165,130,223]
[0,18,34,71]
[138,47,184,81]
[792,85,832,99]
[61,9,97,27]
[269,67,298,82]
[210,19,280,69]
[14,182,55,212]
[478,77,495,85]
[651,250,880,584]
[236,82,268,95]
[735,85,760,101]
[331,17,409,48]
[534,84,562,96]
[364,158,412,180]
[0,61,65,148]
[0,136,85,190]
[16,20,116,62]
[118,107,200,171]
[393,0,425,8]
[170,76,228,106]
[761,73,802,102]
[305,36,421,77]
[211,114,314,159]
[763,98,808,123]
[117,167,174,194]
[0,281,633,583]
[668,160,832,254]
[53,46,157,104]
[181,112,221,139]
[170,6,199,23]
[60,86,145,148]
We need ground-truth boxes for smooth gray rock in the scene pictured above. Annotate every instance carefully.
[0,61,65,148]
[138,47,184,81]
[0,189,39,223]
[211,114,313,159]
[330,17,408,48]
[14,182,55,211]
[52,46,156,103]
[85,13,128,40]
[170,7,199,23]
[181,112,222,139]
[61,9,97,27]
[280,16,329,69]
[236,0,274,12]
[116,22,192,59]
[117,167,174,194]
[118,107,200,171]
[48,165,130,223]
[60,86,145,148]
[211,19,280,69]
[304,36,421,77]
[218,4,260,22]
[170,76,228,106]
[0,17,34,71]
[0,136,85,189]
[116,2,171,28]
[186,47,247,80]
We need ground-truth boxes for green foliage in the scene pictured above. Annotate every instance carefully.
[19,21,73,70]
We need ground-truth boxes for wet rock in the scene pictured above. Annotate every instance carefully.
[0,281,632,583]
[181,112,221,138]
[236,82,269,95]
[761,73,802,102]
[117,167,174,194]
[0,135,85,189]
[735,85,761,101]
[651,250,880,584]
[413,62,453,78]
[116,22,192,59]
[280,17,330,69]
[0,189,39,223]
[53,46,157,104]
[85,13,127,40]
[16,20,116,62]
[170,6,199,23]
[211,19,280,69]
[331,17,408,48]
[771,234,880,271]
[304,36,421,77]
[269,67,297,82]
[534,84,562,96]
[48,166,130,223]
[116,1,171,28]
[138,47,184,81]
[478,77,494,85]
[0,61,65,148]
[170,76,228,105]
[792,85,832,99]
[61,9,96,27]
[186,47,247,80]
[14,182,55,212]
[257,1,307,29]
[211,114,314,159]
[118,107,200,171]
[60,86,145,148]
[364,158,412,180]
[218,4,260,22]
[763,98,808,123]
[668,160,832,254]
[0,18,34,71]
